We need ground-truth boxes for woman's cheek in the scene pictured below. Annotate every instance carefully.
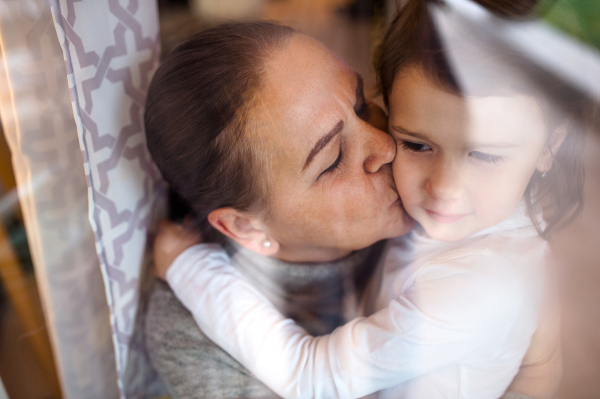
[328,178,378,226]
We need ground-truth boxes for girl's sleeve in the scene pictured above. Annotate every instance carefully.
[167,245,521,399]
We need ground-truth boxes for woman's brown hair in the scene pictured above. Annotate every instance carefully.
[145,22,294,240]
[375,0,591,238]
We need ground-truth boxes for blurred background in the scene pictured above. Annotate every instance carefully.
[0,0,598,398]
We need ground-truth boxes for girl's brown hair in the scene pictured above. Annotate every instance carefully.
[145,22,294,240]
[375,0,591,238]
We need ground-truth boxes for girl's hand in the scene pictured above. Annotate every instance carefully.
[152,219,202,280]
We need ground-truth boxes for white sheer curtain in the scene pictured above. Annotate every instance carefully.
[0,1,117,397]
[0,0,165,397]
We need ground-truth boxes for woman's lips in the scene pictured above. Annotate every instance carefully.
[390,195,403,211]
[425,209,468,223]
[393,196,417,229]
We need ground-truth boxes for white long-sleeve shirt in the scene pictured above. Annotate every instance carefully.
[167,205,547,399]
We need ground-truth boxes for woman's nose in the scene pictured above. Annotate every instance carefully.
[425,161,465,200]
[363,125,396,173]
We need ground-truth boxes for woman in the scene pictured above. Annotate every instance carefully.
[144,21,558,399]
[144,21,411,398]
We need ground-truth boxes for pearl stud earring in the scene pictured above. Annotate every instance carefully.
[263,240,271,248]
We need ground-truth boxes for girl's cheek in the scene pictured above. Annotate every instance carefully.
[393,155,420,183]
[392,161,405,193]
[393,174,416,207]
[392,154,406,176]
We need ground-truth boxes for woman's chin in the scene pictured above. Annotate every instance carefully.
[390,198,417,237]
[377,212,415,241]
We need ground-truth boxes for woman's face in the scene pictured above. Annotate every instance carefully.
[248,34,414,262]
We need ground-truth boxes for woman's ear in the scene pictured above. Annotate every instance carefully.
[537,123,568,173]
[207,207,280,256]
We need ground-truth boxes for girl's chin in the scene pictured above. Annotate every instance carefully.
[419,221,473,242]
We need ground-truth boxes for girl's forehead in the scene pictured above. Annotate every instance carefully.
[390,67,547,147]
[465,95,547,145]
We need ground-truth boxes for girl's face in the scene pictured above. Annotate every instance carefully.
[388,66,554,242]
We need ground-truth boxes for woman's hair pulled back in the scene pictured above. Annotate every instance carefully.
[145,21,294,240]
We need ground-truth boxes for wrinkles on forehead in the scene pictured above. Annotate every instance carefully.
[248,34,357,178]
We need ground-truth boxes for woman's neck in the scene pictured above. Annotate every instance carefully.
[274,244,353,263]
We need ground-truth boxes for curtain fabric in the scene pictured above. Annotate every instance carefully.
[0,0,118,398]
[1,0,166,397]
[47,0,166,397]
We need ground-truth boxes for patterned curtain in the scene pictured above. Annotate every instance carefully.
[47,0,167,397]
[0,0,166,397]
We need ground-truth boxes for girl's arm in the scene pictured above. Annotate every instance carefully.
[167,243,521,399]
[503,270,562,399]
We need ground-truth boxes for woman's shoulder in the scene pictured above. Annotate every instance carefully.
[145,280,278,399]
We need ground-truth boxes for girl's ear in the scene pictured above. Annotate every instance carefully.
[207,207,279,256]
[537,123,568,173]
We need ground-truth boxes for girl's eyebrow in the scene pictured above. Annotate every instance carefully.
[393,125,519,149]
[392,126,519,149]
[469,142,519,149]
[391,125,429,141]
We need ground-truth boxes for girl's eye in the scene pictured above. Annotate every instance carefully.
[402,141,431,153]
[318,149,343,179]
[469,151,503,164]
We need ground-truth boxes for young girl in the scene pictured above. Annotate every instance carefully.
[156,1,587,398]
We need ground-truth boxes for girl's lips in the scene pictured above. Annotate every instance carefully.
[425,209,468,223]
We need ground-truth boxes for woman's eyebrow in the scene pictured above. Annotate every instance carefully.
[303,120,344,172]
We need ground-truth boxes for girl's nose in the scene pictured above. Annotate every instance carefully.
[363,124,395,173]
[426,161,465,200]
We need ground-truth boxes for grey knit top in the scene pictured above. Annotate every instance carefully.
[145,240,385,399]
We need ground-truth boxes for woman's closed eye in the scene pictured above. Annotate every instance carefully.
[469,151,503,164]
[318,148,343,179]
[402,141,431,153]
